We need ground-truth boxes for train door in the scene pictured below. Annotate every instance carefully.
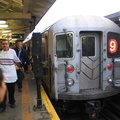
[80,32,100,89]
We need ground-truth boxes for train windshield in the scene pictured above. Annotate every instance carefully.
[56,33,73,58]
[82,36,95,56]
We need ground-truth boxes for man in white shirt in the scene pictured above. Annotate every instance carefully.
[0,39,21,113]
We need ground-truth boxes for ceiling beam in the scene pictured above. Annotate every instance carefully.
[0,0,13,12]
[23,0,30,13]
[0,12,31,20]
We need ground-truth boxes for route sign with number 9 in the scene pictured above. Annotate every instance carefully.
[107,32,120,58]
[108,39,118,53]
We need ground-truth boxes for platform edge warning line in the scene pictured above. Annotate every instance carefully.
[41,85,60,120]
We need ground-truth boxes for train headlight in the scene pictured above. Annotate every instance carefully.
[107,76,113,83]
[67,78,75,87]
[67,64,74,72]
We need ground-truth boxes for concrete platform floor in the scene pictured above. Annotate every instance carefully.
[0,72,51,120]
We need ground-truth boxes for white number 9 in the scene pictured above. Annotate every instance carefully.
[108,39,118,53]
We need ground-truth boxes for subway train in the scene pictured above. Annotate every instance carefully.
[31,15,120,117]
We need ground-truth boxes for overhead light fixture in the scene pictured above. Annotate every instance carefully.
[0,24,8,28]
[2,34,7,36]
[2,30,11,33]
[0,20,6,24]
[9,33,12,35]
[12,38,18,41]
[2,33,12,36]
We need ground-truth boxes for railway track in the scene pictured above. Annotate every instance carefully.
[50,94,120,120]
[54,94,120,120]
[100,94,120,120]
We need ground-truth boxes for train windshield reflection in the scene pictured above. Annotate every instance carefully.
[56,33,73,58]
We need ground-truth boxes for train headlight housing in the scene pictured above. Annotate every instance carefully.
[67,78,75,87]
[107,76,113,83]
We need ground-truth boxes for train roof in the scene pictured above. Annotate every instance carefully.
[49,15,120,32]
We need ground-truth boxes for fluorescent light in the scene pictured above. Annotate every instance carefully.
[9,33,12,35]
[2,30,11,33]
[2,33,12,36]
[2,34,7,36]
[12,38,18,40]
[0,24,8,28]
[0,20,6,24]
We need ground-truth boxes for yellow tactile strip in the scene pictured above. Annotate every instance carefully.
[22,78,35,120]
[41,85,60,120]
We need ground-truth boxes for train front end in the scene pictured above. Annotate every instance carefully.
[47,15,120,101]
[43,15,120,117]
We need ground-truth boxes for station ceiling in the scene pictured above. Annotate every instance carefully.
[0,0,120,42]
[105,11,120,27]
[0,0,55,42]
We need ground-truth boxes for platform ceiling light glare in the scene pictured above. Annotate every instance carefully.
[0,24,8,28]
[0,20,6,24]
[2,30,11,33]
[2,34,7,36]
[2,33,12,36]
[9,33,12,35]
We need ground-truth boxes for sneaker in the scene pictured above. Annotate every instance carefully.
[10,104,15,108]
[0,107,6,113]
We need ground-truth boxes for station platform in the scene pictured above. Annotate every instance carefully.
[0,71,60,120]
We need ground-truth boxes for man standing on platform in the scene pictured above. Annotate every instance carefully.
[14,40,29,92]
[0,39,21,112]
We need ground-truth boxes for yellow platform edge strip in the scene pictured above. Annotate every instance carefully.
[41,85,60,120]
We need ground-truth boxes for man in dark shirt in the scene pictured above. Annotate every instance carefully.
[14,41,29,92]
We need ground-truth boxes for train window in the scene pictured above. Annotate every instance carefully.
[56,33,73,58]
[82,36,95,56]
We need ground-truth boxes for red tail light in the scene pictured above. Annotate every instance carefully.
[107,64,113,69]
[67,65,74,72]
[91,113,97,118]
